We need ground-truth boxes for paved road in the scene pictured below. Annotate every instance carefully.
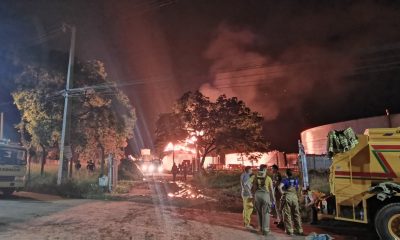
[0,179,377,240]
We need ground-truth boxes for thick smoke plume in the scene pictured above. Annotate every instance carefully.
[200,1,400,121]
[200,24,354,120]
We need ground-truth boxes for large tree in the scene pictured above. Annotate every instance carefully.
[154,112,187,156]
[69,60,136,175]
[13,66,64,175]
[12,58,136,176]
[156,91,268,167]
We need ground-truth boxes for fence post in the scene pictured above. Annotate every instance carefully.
[113,157,118,190]
[108,154,113,192]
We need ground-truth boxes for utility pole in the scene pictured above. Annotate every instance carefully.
[57,25,76,185]
[0,112,3,140]
[172,144,175,164]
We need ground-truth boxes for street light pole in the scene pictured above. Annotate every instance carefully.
[0,112,3,140]
[195,142,199,172]
[57,25,76,185]
[194,130,204,173]
[172,143,175,165]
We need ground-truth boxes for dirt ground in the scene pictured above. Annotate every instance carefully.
[0,176,376,240]
[0,194,295,240]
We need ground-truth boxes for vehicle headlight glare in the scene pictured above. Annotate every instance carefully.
[15,176,25,182]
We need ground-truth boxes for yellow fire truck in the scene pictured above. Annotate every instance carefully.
[328,128,400,239]
[0,140,27,196]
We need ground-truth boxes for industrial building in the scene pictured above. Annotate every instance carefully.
[161,150,298,171]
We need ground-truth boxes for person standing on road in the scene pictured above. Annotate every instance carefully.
[75,160,82,171]
[279,169,304,236]
[303,187,322,225]
[183,163,188,181]
[87,160,95,173]
[171,163,179,182]
[271,164,283,227]
[240,166,255,230]
[253,164,276,236]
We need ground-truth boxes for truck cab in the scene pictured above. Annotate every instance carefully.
[0,141,27,196]
[329,128,400,239]
[139,159,163,175]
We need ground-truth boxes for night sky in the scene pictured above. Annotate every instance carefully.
[1,0,400,153]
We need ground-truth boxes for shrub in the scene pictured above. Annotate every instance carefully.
[193,172,241,189]
[112,180,135,194]
[118,158,143,181]
[25,164,105,198]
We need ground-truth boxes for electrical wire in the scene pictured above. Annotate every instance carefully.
[12,21,400,98]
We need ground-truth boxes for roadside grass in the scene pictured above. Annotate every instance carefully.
[112,180,135,194]
[193,171,242,189]
[192,170,330,193]
[25,164,106,199]
[191,170,331,213]
[191,172,243,212]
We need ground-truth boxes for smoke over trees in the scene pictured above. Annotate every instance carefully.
[200,1,400,123]
[1,0,400,152]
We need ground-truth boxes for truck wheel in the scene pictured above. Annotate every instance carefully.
[375,202,400,240]
[1,188,15,197]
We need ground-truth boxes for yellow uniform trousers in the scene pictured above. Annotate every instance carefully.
[282,192,303,234]
[242,196,254,226]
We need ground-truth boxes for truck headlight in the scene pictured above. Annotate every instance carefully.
[15,176,25,182]
[148,165,155,173]
[142,165,148,172]
[158,166,163,173]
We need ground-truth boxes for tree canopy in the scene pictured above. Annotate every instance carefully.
[12,58,136,175]
[13,66,64,175]
[155,91,268,167]
[154,112,187,156]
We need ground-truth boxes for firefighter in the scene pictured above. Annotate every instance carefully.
[75,160,82,171]
[303,187,322,225]
[253,164,276,236]
[271,164,283,227]
[240,166,254,230]
[279,169,304,236]
[171,163,179,182]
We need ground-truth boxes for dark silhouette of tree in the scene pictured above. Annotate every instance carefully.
[156,91,268,168]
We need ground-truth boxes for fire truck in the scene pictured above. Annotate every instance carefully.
[301,128,400,239]
[0,139,27,196]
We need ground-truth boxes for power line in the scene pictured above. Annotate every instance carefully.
[25,25,65,47]
[212,61,400,86]
[64,59,400,95]
[17,56,400,102]
[0,101,13,106]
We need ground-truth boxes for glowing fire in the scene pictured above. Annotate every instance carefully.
[163,130,204,154]
[164,142,196,154]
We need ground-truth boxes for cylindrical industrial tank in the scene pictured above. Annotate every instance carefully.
[301,114,400,155]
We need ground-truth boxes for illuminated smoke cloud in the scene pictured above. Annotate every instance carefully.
[200,23,358,121]
[200,24,280,120]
